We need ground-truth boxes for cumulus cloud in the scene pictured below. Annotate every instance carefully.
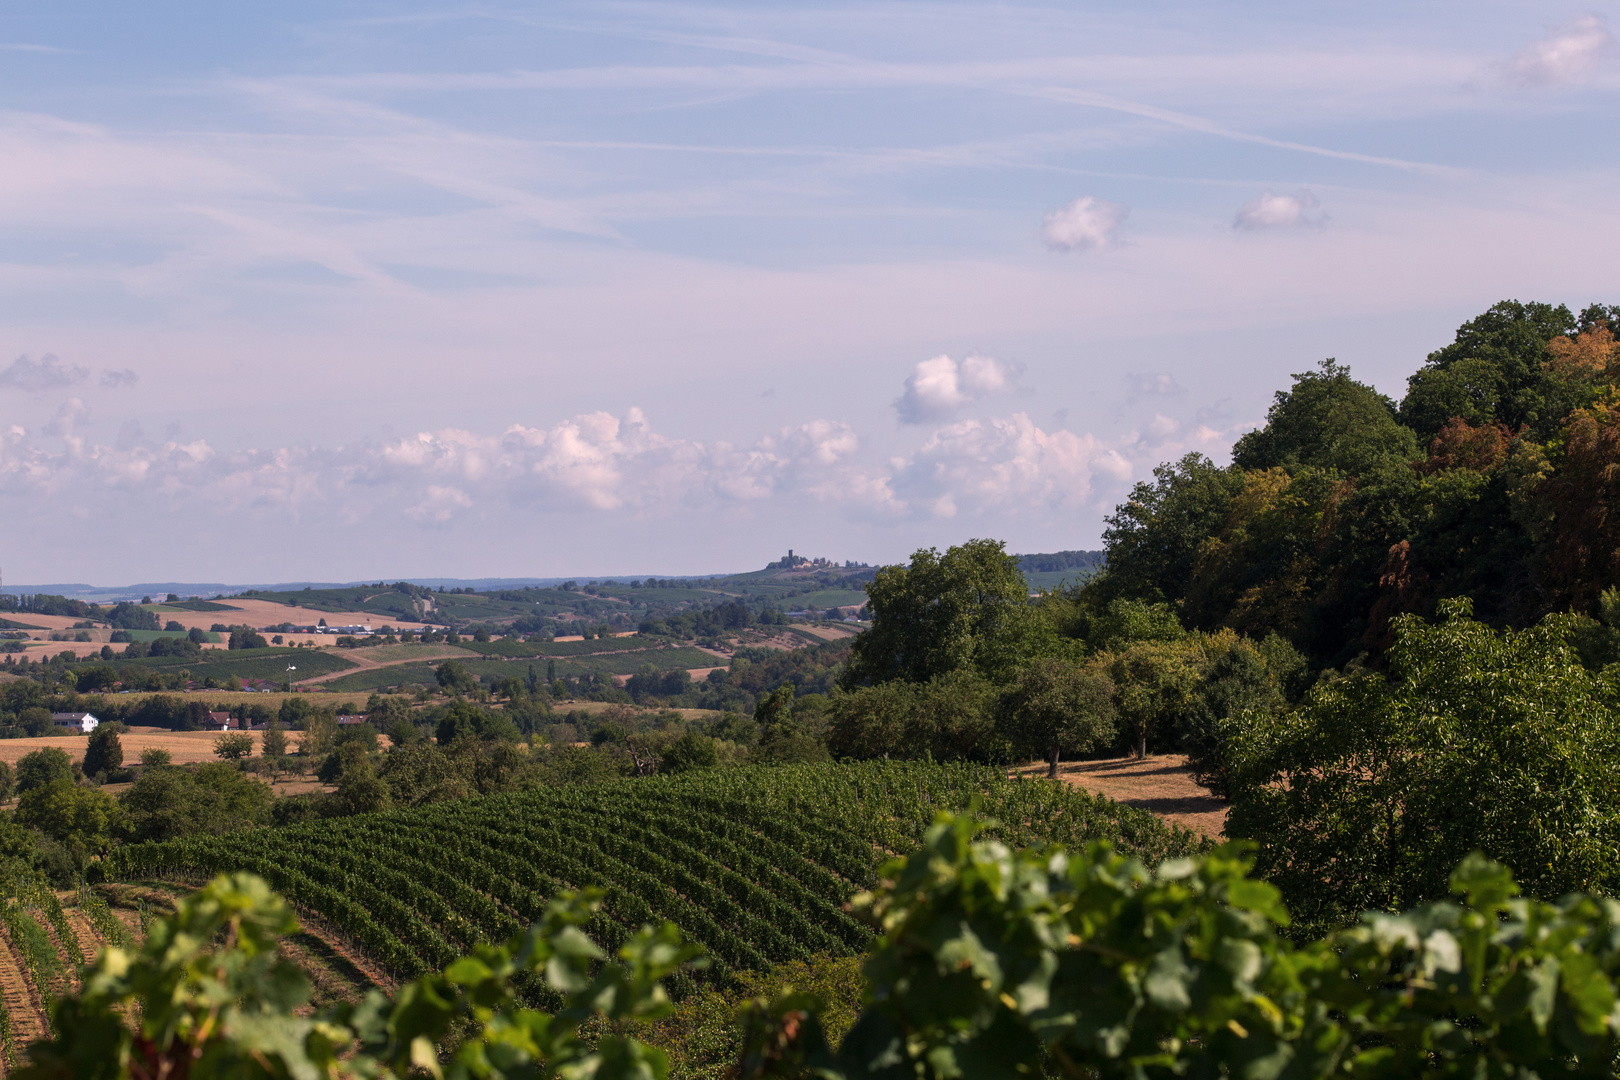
[1501,15,1614,87]
[100,368,139,389]
[0,354,88,392]
[0,402,1241,551]
[891,413,1131,518]
[1233,191,1324,231]
[1041,196,1128,251]
[894,354,1018,423]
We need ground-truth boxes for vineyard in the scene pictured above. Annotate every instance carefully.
[0,762,1204,1071]
[0,877,386,1072]
[98,762,1206,986]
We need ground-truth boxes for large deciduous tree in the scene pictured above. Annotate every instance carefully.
[842,539,1037,688]
[995,658,1114,776]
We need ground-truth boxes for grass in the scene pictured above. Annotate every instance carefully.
[151,600,239,613]
[317,647,721,693]
[119,629,223,643]
[115,647,357,682]
[787,589,868,609]
[452,637,670,659]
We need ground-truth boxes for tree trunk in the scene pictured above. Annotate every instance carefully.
[1135,724,1147,759]
[1047,745,1060,779]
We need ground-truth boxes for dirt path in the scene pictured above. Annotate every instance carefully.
[1027,754,1228,839]
[0,926,51,1052]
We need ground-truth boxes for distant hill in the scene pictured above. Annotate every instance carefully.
[1015,550,1105,574]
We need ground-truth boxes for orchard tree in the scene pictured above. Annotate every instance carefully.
[997,657,1114,777]
[213,732,254,762]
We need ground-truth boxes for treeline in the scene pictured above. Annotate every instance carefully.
[1097,300,1620,668]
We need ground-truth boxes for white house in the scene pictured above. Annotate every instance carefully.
[49,711,100,733]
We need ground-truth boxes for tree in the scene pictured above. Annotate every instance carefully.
[320,743,392,817]
[1098,453,1245,606]
[213,732,254,761]
[17,706,52,737]
[81,723,123,778]
[118,762,274,843]
[436,659,476,695]
[260,718,288,758]
[15,747,73,794]
[0,760,13,802]
[227,627,268,650]
[843,539,1037,688]
[1098,640,1202,758]
[826,672,1004,763]
[1227,598,1620,936]
[15,780,120,875]
[139,747,172,768]
[997,657,1115,777]
[658,730,719,774]
[1177,638,1281,797]
[1233,359,1419,476]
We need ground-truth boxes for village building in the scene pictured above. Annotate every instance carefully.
[49,711,100,733]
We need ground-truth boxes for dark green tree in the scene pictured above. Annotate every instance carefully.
[1228,598,1620,936]
[436,659,476,696]
[1097,454,1244,606]
[658,730,719,773]
[81,723,123,778]
[1232,359,1419,475]
[15,747,73,794]
[996,657,1115,777]
[1398,299,1578,440]
[842,539,1037,688]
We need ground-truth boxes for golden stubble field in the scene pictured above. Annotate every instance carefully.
[0,727,305,766]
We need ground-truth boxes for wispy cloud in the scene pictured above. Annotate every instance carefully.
[100,369,139,389]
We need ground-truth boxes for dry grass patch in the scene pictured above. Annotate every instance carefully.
[1020,753,1228,839]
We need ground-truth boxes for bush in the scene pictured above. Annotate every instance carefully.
[1228,599,1620,935]
[213,732,255,761]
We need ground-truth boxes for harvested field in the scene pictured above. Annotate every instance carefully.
[787,623,859,641]
[1025,754,1228,839]
[0,729,303,766]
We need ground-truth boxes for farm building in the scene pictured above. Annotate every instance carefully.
[49,711,100,733]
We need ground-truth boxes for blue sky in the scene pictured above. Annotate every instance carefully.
[0,2,1616,582]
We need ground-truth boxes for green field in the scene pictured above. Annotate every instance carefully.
[0,617,46,631]
[318,647,720,692]
[121,629,223,643]
[116,647,357,683]
[788,588,867,609]
[452,636,672,659]
[101,761,1206,982]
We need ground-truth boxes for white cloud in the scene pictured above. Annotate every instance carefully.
[894,354,1018,423]
[0,354,88,393]
[891,413,1131,518]
[1041,196,1128,251]
[1501,16,1614,87]
[1233,190,1324,231]
[0,402,1191,543]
